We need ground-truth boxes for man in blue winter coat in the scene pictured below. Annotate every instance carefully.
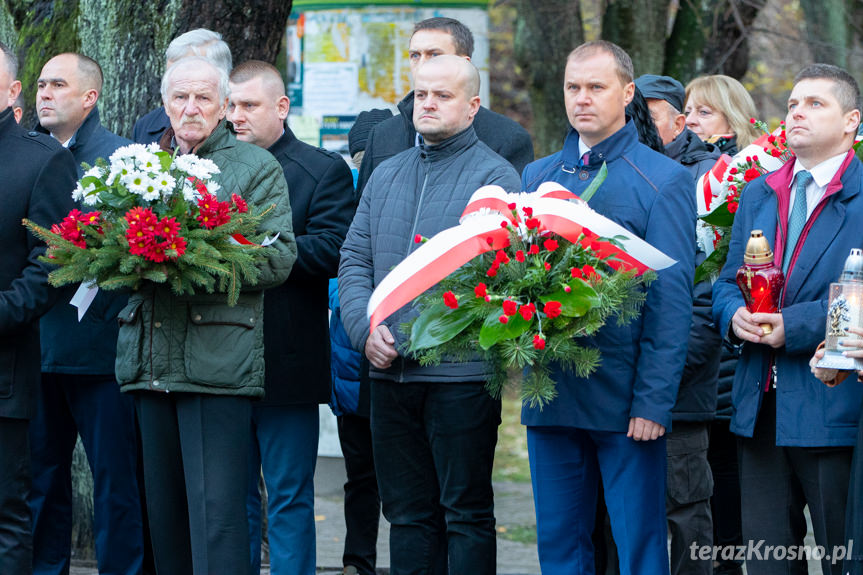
[713,64,863,575]
[520,41,695,575]
[30,52,144,575]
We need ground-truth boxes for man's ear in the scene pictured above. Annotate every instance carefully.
[623,81,635,106]
[277,95,290,120]
[7,79,21,107]
[218,97,229,119]
[82,88,98,111]
[673,113,686,138]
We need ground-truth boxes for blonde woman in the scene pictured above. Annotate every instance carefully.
[685,75,759,154]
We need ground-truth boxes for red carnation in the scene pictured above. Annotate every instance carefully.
[515,250,525,263]
[443,291,458,309]
[495,250,510,264]
[729,167,738,175]
[414,234,423,243]
[543,239,559,252]
[499,315,509,324]
[743,167,762,182]
[500,220,510,228]
[522,206,533,217]
[583,264,598,280]
[543,301,562,319]
[486,266,498,277]
[544,262,551,271]
[520,303,536,321]
[564,285,572,293]
[525,218,540,230]
[571,267,583,279]
[533,334,546,350]
[502,299,518,316]
[474,283,488,298]
[528,244,540,255]
[507,202,517,210]
[728,202,739,214]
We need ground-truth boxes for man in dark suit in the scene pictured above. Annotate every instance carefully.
[0,41,78,574]
[30,52,145,575]
[227,60,355,575]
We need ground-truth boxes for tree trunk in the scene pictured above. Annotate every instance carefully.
[514,0,584,158]
[701,0,765,79]
[663,0,710,83]
[601,0,671,75]
[6,0,292,137]
[799,0,849,68]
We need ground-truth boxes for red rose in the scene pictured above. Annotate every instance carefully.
[515,250,525,263]
[443,291,458,309]
[543,301,562,319]
[533,334,546,350]
[528,244,540,255]
[502,299,518,316]
[543,239,559,252]
[474,282,488,298]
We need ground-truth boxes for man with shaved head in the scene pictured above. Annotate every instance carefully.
[228,60,355,575]
[339,55,520,575]
[30,52,144,575]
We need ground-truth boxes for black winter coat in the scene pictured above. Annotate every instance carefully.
[0,107,78,419]
[36,107,132,375]
[666,129,722,422]
[262,128,356,405]
[356,91,533,196]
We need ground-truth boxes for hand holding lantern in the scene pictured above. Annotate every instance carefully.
[815,249,863,371]
[735,230,785,335]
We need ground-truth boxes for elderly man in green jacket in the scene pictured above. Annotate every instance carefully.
[115,56,296,575]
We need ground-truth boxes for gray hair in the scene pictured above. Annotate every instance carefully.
[161,56,230,102]
[165,28,232,73]
[0,41,17,80]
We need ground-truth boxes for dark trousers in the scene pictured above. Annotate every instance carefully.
[708,420,742,574]
[739,391,853,575]
[666,421,713,575]
[0,416,32,574]
[371,379,500,575]
[337,413,380,575]
[528,426,669,575]
[135,392,252,575]
[29,373,143,575]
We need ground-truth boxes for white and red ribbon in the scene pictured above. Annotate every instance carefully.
[367,182,676,333]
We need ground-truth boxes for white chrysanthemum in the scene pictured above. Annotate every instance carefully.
[140,177,162,202]
[123,171,149,196]
[182,178,201,202]
[135,152,162,173]
[107,159,135,185]
[72,181,98,204]
[174,155,221,180]
[110,143,149,163]
[153,173,177,196]
[146,142,161,154]
[83,165,105,181]
[207,181,221,195]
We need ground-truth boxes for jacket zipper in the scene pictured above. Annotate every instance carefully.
[399,160,431,383]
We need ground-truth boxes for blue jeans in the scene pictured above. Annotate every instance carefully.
[528,425,669,575]
[371,379,500,575]
[247,404,319,575]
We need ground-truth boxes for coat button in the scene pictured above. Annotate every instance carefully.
[154,321,162,328]
[249,318,255,324]
[153,380,160,387]
[193,314,202,321]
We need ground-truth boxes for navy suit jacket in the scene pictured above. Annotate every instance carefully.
[713,150,863,446]
[521,122,695,432]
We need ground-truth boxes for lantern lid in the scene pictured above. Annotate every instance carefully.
[744,230,774,265]
[840,249,863,282]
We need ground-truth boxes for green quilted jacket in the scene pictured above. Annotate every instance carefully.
[115,120,296,397]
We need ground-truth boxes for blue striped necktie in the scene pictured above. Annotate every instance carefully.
[782,170,813,273]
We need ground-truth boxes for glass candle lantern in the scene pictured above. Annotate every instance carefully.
[736,230,785,335]
[816,248,863,371]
